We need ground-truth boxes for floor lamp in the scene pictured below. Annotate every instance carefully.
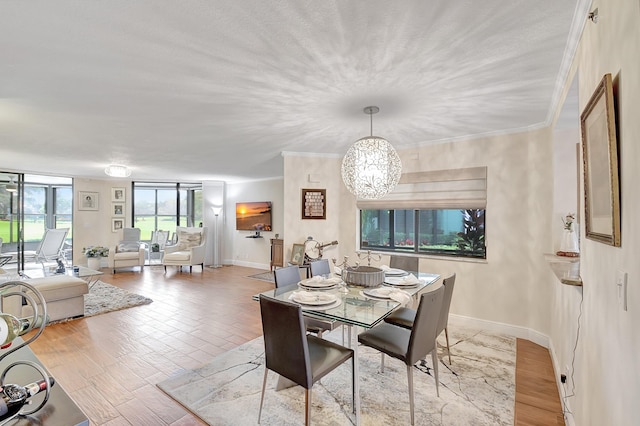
[212,207,222,268]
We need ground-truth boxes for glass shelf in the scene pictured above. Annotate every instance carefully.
[544,253,582,286]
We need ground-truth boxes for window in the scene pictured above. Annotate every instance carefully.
[133,182,202,241]
[360,208,486,258]
[357,166,487,259]
[0,173,72,251]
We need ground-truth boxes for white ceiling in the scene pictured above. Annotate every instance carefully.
[0,1,587,183]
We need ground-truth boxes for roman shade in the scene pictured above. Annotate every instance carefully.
[356,166,487,210]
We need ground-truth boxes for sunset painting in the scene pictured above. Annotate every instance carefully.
[236,201,272,231]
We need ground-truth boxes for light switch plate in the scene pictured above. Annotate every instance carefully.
[616,270,628,311]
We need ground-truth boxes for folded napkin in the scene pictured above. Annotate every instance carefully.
[334,267,342,276]
[379,265,391,271]
[399,273,419,285]
[305,276,341,285]
[288,291,335,304]
[372,287,411,306]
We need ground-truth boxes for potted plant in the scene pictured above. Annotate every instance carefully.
[83,246,109,270]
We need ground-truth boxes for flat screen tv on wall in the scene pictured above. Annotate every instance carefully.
[236,201,272,231]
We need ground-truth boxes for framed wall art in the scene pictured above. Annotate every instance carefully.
[580,73,621,246]
[301,188,326,220]
[111,187,125,202]
[78,191,99,211]
[112,218,125,233]
[112,203,125,217]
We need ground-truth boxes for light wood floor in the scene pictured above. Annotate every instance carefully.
[24,265,563,425]
[514,339,565,425]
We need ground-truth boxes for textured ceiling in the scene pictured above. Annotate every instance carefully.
[0,1,586,182]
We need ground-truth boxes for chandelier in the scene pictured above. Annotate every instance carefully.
[105,164,131,178]
[341,106,402,199]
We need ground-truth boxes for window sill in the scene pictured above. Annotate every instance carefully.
[544,253,582,286]
[360,249,488,264]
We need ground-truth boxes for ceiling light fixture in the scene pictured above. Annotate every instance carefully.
[105,164,131,178]
[341,106,402,199]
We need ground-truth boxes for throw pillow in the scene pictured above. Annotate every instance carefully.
[177,231,202,250]
[118,242,141,253]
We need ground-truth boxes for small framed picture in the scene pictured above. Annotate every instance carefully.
[111,187,125,202]
[290,243,305,265]
[78,191,99,211]
[112,203,125,217]
[112,218,124,233]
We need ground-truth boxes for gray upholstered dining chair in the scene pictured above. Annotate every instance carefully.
[389,255,419,272]
[384,274,456,364]
[309,259,331,277]
[258,295,357,425]
[274,265,341,338]
[358,285,444,425]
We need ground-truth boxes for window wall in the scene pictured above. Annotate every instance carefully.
[360,208,486,259]
[132,182,202,242]
[0,173,73,264]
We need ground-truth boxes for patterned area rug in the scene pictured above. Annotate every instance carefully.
[49,280,153,324]
[247,271,275,283]
[157,325,515,425]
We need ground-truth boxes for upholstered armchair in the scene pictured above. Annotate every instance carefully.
[108,228,145,273]
[163,226,207,273]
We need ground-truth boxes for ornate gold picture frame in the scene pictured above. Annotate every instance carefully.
[580,73,621,246]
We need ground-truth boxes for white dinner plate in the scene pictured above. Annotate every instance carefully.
[384,276,420,287]
[384,268,409,276]
[299,277,341,288]
[298,283,338,291]
[290,292,337,306]
[362,287,392,299]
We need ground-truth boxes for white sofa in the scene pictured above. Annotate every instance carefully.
[1,275,88,322]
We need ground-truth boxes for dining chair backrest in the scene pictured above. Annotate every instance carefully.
[259,295,312,388]
[389,255,419,273]
[406,285,444,365]
[274,265,302,288]
[309,259,330,277]
[437,274,456,336]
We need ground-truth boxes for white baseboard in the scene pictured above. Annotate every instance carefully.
[449,314,549,347]
[450,314,574,426]
[230,259,270,270]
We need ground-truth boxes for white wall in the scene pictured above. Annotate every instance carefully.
[283,153,347,270]
[73,178,132,267]
[225,178,283,269]
[553,1,640,424]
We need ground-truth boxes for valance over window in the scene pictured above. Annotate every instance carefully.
[356,166,487,210]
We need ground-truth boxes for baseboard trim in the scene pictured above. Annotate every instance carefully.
[449,314,550,347]
[231,260,270,270]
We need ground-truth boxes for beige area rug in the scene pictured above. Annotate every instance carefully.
[247,271,275,283]
[49,280,153,324]
[157,325,515,425]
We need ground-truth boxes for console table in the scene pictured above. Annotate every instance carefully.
[0,339,89,425]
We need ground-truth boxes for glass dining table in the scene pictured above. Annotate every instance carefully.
[253,271,441,425]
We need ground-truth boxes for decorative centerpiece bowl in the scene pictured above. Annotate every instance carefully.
[342,266,385,288]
